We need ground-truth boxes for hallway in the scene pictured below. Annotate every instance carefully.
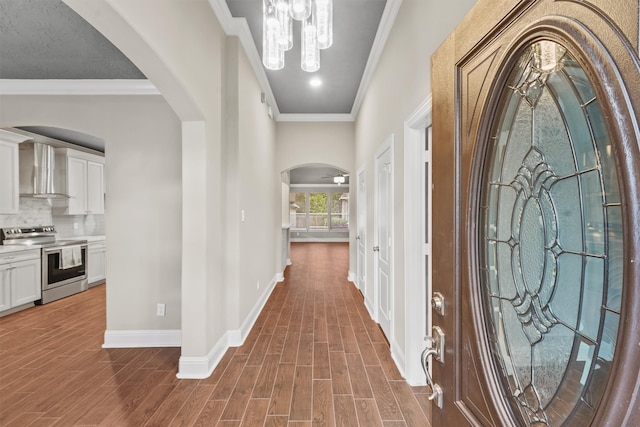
[0,242,431,426]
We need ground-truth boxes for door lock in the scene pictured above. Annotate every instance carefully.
[373,246,380,252]
[431,292,445,316]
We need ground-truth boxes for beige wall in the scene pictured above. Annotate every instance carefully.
[354,0,477,365]
[276,121,355,174]
[62,0,281,374]
[0,94,183,330]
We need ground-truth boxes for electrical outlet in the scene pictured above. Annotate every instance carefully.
[257,280,260,290]
[157,303,166,316]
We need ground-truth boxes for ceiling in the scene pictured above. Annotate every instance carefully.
[1,0,378,183]
[289,165,349,185]
[0,0,391,118]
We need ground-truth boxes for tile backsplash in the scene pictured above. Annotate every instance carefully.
[0,198,52,227]
[0,197,105,238]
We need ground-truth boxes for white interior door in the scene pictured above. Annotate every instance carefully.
[356,167,366,291]
[375,142,393,339]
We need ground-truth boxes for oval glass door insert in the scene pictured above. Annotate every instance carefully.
[479,40,623,426]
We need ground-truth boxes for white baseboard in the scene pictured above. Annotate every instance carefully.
[102,329,181,348]
[234,273,279,344]
[364,297,376,322]
[347,270,356,284]
[290,238,349,242]
[176,273,280,379]
[391,338,407,380]
[177,332,229,379]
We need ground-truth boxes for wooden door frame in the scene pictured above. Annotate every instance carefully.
[431,0,640,425]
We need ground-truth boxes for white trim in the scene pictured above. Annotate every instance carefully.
[290,184,350,189]
[176,272,280,379]
[391,337,407,379]
[102,329,181,348]
[350,0,403,117]
[403,96,432,386]
[356,165,367,293]
[406,95,432,128]
[207,0,402,122]
[364,296,376,321]
[277,113,355,122]
[347,271,356,283]
[0,129,32,144]
[207,0,280,119]
[0,79,160,95]
[234,273,279,344]
[291,237,349,243]
[177,332,229,379]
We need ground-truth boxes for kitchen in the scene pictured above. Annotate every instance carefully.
[0,127,107,316]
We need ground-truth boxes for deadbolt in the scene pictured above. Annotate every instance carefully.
[431,292,445,316]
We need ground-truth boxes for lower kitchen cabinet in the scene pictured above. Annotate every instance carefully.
[88,240,106,286]
[0,249,42,314]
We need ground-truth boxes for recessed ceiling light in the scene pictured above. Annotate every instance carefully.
[310,77,322,87]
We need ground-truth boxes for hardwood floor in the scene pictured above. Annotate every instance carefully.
[0,242,431,426]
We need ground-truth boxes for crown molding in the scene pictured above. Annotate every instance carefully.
[208,0,281,119]
[350,0,403,118]
[208,0,401,123]
[0,79,160,95]
[277,113,355,122]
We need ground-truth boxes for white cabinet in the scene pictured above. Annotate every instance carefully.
[88,240,107,286]
[0,249,42,314]
[0,136,21,214]
[56,148,105,215]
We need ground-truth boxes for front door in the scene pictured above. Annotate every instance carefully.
[375,140,393,339]
[430,0,640,425]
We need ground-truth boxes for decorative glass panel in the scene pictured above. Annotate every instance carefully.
[479,40,622,426]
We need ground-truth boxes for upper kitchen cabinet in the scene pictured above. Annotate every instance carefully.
[0,130,29,214]
[56,148,105,215]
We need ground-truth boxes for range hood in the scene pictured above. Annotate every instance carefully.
[19,141,70,199]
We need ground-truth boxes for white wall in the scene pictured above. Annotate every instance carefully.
[353,0,477,373]
[0,94,183,330]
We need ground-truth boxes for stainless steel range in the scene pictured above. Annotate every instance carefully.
[0,226,88,304]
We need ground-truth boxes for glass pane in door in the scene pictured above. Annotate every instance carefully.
[479,40,622,426]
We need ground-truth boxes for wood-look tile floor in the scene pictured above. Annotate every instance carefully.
[0,242,432,426]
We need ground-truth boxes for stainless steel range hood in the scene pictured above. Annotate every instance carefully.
[19,141,70,199]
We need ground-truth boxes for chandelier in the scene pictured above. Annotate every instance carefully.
[263,0,333,72]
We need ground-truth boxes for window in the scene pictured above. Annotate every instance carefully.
[290,192,307,231]
[290,190,349,232]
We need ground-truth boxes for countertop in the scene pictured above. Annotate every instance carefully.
[60,235,106,243]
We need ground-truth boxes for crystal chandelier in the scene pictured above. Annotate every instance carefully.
[263,0,333,72]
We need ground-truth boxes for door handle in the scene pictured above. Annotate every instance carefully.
[373,246,380,252]
[422,326,446,409]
